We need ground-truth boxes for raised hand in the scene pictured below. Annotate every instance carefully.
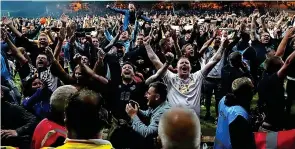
[125,103,138,119]
[97,48,106,60]
[221,37,229,47]
[260,15,266,21]
[285,27,295,38]
[165,52,174,64]
[2,17,12,26]
[143,36,151,45]
[60,14,69,23]
[73,53,82,64]
[45,46,54,60]
[1,28,8,41]
[212,27,219,38]
[1,130,18,139]
[252,12,260,19]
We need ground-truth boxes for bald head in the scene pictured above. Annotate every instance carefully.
[50,85,78,113]
[158,107,201,149]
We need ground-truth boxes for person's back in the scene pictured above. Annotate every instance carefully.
[32,85,77,149]
[214,77,256,149]
[45,139,112,149]
[42,89,113,149]
[32,119,66,149]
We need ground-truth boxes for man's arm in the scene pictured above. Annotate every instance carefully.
[75,54,108,85]
[131,110,163,138]
[2,30,28,65]
[14,104,38,136]
[81,63,108,85]
[3,17,22,38]
[107,5,127,14]
[260,15,268,33]
[54,27,66,62]
[145,63,169,85]
[201,38,229,77]
[131,21,139,48]
[45,47,75,84]
[145,52,173,85]
[104,29,114,42]
[250,13,259,41]
[22,88,52,110]
[104,30,121,52]
[171,29,182,59]
[141,15,154,23]
[144,37,163,70]
[277,49,295,78]
[275,27,295,57]
[138,109,150,118]
[46,29,55,44]
[198,34,216,56]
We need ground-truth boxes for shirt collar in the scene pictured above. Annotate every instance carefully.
[65,138,112,146]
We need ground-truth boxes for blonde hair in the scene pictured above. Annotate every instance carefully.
[36,32,53,47]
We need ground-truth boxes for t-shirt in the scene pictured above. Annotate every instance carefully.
[107,80,147,120]
[163,70,205,116]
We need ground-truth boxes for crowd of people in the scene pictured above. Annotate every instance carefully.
[1,2,295,149]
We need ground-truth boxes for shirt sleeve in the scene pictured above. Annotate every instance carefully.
[131,111,161,138]
[192,70,205,81]
[104,29,114,42]
[109,7,127,14]
[139,109,150,118]
[162,70,176,85]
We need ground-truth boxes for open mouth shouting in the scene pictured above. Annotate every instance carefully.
[181,66,189,73]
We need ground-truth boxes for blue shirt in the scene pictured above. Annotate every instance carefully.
[131,101,171,138]
[214,97,249,149]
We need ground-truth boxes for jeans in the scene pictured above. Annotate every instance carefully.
[203,77,223,117]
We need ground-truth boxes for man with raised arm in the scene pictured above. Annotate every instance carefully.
[106,3,153,31]
[144,36,229,116]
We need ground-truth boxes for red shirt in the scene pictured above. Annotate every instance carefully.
[31,118,66,149]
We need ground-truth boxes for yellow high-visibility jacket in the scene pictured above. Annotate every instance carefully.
[42,139,113,149]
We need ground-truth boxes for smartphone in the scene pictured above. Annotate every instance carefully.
[129,100,139,108]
